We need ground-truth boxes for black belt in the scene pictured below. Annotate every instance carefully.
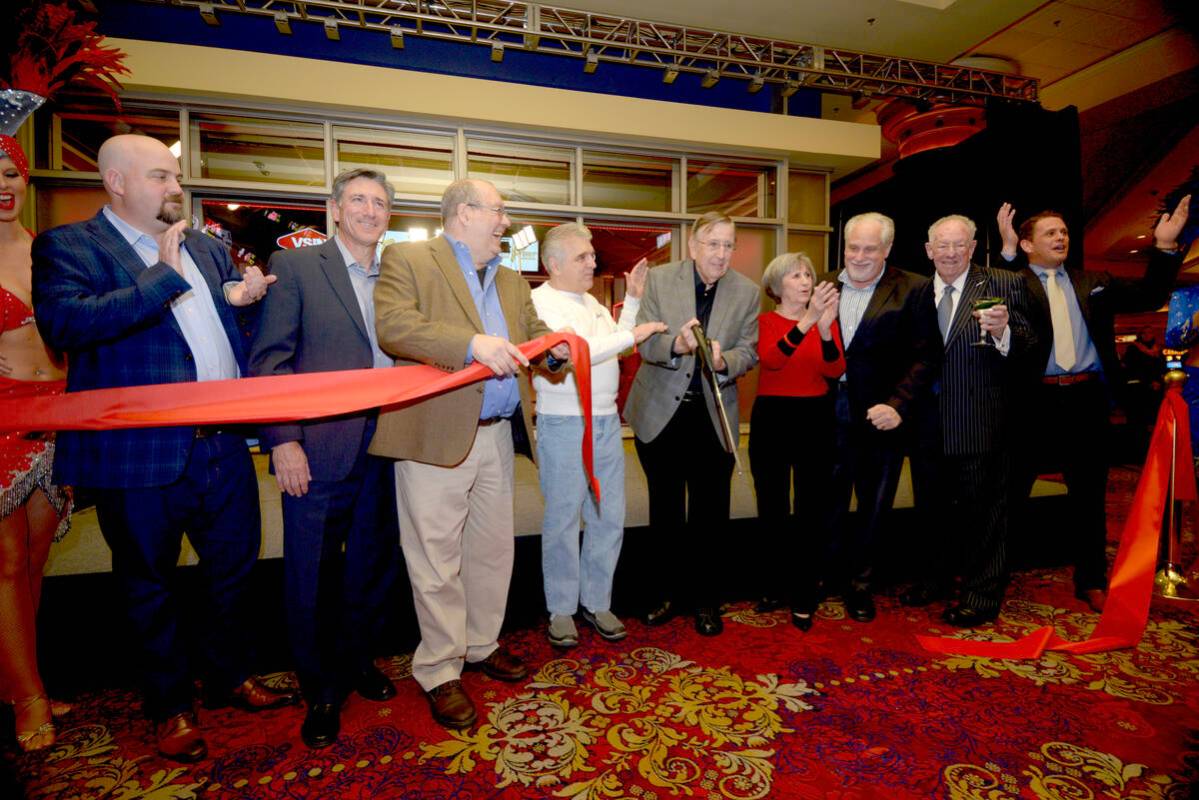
[478,415,512,427]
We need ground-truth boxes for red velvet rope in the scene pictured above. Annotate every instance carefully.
[918,386,1194,658]
[0,332,600,500]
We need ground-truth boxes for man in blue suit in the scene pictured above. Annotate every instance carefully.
[249,169,400,749]
[32,134,295,763]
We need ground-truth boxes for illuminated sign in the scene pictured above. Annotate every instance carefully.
[277,228,328,249]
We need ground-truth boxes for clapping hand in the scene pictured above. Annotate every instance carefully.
[1155,194,1192,251]
[624,258,650,299]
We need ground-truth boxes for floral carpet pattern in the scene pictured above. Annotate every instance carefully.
[7,470,1199,798]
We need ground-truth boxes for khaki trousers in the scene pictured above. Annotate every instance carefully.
[395,421,515,690]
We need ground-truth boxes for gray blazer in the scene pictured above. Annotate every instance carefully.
[624,259,760,444]
[249,238,388,481]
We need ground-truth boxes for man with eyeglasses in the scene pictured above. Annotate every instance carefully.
[370,178,569,729]
[249,169,402,748]
[906,215,1033,627]
[624,211,760,637]
[819,212,938,624]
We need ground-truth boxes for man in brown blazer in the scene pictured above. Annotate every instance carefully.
[371,178,568,729]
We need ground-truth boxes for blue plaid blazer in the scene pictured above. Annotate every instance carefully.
[32,210,253,489]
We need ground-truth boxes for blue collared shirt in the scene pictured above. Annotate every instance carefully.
[837,266,885,349]
[1029,263,1100,376]
[333,236,394,370]
[102,206,239,381]
[444,233,519,419]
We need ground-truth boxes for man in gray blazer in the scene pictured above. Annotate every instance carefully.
[624,211,760,636]
[908,214,1033,627]
[248,169,400,748]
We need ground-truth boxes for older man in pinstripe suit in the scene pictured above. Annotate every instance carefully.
[909,215,1034,627]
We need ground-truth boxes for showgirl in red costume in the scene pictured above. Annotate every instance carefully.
[0,135,71,753]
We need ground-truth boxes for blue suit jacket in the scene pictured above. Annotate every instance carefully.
[31,210,253,489]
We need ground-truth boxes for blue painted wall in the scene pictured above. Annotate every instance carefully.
[96,0,821,117]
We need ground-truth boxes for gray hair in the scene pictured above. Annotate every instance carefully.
[844,212,895,248]
[541,222,593,270]
[331,168,395,206]
[927,214,977,242]
[440,179,485,225]
[690,210,735,242]
[762,252,815,302]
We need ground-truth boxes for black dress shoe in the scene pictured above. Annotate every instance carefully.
[942,604,998,628]
[845,590,876,623]
[354,664,396,702]
[790,611,813,632]
[900,582,944,608]
[694,607,723,636]
[643,600,678,627]
[754,597,782,613]
[301,703,340,749]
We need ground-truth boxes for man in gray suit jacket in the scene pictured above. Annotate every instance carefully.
[248,170,400,749]
[624,211,760,636]
[909,215,1033,627]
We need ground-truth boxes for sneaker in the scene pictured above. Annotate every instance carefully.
[581,608,627,641]
[547,614,578,647]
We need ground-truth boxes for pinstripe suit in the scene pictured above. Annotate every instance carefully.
[32,210,263,720]
[911,265,1034,613]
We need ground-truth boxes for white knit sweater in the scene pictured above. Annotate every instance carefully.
[530,282,640,417]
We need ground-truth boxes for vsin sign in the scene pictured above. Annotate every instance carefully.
[277,228,328,249]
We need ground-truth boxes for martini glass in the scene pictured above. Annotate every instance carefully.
[971,297,1004,347]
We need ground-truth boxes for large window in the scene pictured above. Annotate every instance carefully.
[582,151,675,213]
[467,139,572,205]
[33,97,179,173]
[787,170,826,226]
[198,198,328,273]
[336,127,453,199]
[190,114,325,187]
[34,185,108,230]
[687,159,777,219]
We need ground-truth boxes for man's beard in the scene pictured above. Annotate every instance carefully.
[157,196,184,225]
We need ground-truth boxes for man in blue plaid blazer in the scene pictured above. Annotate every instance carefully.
[32,134,294,763]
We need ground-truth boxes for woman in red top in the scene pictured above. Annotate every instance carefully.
[0,137,71,752]
[748,252,844,631]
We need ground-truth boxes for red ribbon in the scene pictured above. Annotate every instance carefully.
[918,386,1194,658]
[0,332,600,501]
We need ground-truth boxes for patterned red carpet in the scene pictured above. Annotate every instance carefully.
[8,469,1199,799]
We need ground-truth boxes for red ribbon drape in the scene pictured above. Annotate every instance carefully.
[0,332,600,500]
[918,386,1194,658]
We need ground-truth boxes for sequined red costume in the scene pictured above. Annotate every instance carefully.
[0,287,70,540]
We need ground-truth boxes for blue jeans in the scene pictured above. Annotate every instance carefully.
[537,413,625,616]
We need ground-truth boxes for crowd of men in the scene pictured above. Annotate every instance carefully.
[29,133,1191,762]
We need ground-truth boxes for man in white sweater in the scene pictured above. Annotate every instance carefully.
[532,223,667,647]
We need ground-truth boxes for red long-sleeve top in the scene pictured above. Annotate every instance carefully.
[756,310,846,397]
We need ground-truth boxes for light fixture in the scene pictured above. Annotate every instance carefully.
[748,75,764,93]
[226,203,240,211]
[1136,234,1147,239]
[408,227,428,241]
[662,65,679,84]
[168,140,182,158]
[780,80,800,98]
[700,69,720,89]
[273,11,291,34]
[491,42,505,62]
[198,3,218,25]
[390,26,404,49]
[324,18,340,40]
[584,51,599,74]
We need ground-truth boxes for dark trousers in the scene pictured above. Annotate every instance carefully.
[94,433,261,721]
[1011,380,1110,592]
[634,397,734,611]
[912,446,1010,614]
[748,393,834,611]
[281,423,398,706]
[827,384,906,592]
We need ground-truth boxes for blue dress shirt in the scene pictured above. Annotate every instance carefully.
[1029,263,1100,376]
[333,236,394,370]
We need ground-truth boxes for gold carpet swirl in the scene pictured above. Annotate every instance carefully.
[418,646,817,799]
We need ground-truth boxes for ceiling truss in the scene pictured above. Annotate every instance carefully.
[153,0,1039,104]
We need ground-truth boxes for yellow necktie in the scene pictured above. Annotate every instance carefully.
[1045,268,1076,372]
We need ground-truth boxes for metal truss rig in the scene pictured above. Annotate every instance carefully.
[153,0,1039,104]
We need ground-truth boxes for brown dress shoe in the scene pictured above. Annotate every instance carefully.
[156,711,207,763]
[1075,588,1107,614]
[426,680,476,729]
[466,646,528,682]
[229,677,300,712]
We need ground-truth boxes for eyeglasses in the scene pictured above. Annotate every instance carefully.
[932,242,971,253]
[467,202,508,217]
[697,239,736,253]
